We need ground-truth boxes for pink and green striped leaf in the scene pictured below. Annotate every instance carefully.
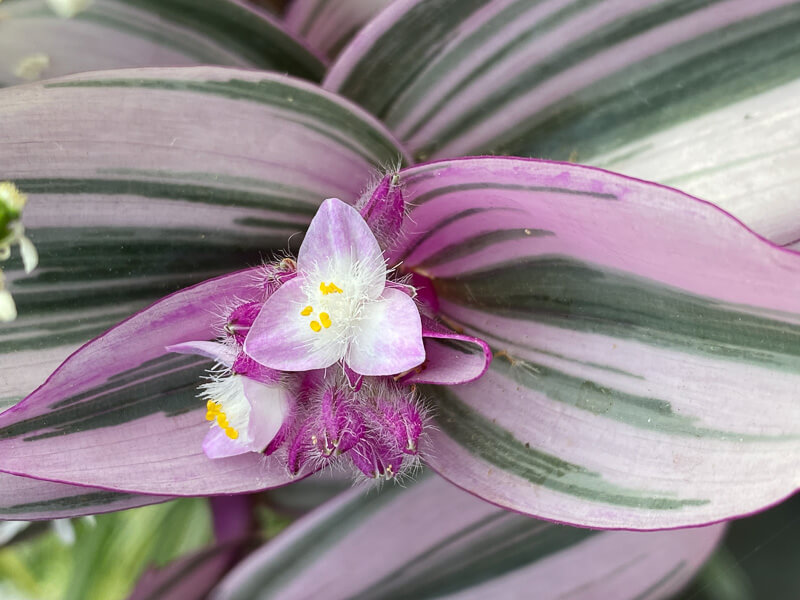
[0,270,306,495]
[0,0,324,87]
[212,474,724,600]
[0,66,408,402]
[284,0,392,60]
[0,472,167,520]
[397,157,800,530]
[325,0,800,245]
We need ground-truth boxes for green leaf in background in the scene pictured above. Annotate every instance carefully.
[0,499,211,600]
[676,493,800,600]
[0,0,324,87]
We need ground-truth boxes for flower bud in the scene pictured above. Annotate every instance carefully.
[225,302,262,344]
[318,387,363,456]
[348,431,405,480]
[357,173,405,252]
[376,396,424,455]
[287,417,315,475]
[232,353,280,385]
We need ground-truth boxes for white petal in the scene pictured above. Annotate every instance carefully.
[242,378,290,452]
[347,287,425,376]
[0,289,17,322]
[18,236,38,274]
[245,278,345,372]
[298,198,386,300]
[167,341,237,368]
[202,426,251,459]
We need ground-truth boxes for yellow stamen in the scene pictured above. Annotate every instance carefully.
[310,320,322,332]
[319,312,331,328]
[320,282,343,295]
[205,400,239,440]
[205,400,221,421]
[300,305,313,316]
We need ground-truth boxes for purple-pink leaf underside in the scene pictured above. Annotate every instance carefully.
[0,270,308,495]
[394,157,800,529]
[0,472,168,520]
[212,474,724,600]
[402,315,490,385]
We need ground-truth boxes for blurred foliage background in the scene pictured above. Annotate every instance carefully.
[0,490,797,599]
[0,499,212,600]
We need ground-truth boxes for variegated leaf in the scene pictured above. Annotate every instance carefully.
[0,270,310,495]
[0,472,167,520]
[0,0,324,87]
[285,0,392,60]
[212,474,724,600]
[325,0,800,244]
[397,157,800,529]
[0,66,408,401]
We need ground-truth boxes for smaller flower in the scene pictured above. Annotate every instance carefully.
[0,182,38,322]
[168,339,291,460]
[244,198,425,377]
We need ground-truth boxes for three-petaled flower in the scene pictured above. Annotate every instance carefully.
[168,184,489,480]
[244,197,426,377]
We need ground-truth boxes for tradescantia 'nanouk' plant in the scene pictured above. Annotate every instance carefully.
[1,0,799,598]
[166,188,489,479]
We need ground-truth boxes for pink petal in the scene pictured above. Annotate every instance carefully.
[347,287,425,376]
[243,378,291,452]
[202,427,251,460]
[297,198,385,299]
[245,278,343,372]
[400,315,491,385]
[166,341,237,368]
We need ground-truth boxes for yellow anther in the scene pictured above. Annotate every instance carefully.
[225,427,239,440]
[319,312,331,328]
[205,400,221,421]
[300,305,313,316]
[310,320,322,332]
[216,413,229,428]
[320,282,343,295]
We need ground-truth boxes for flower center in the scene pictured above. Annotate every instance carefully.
[205,400,239,440]
[301,281,343,332]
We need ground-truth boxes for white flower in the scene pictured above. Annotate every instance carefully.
[0,182,38,322]
[244,198,425,376]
